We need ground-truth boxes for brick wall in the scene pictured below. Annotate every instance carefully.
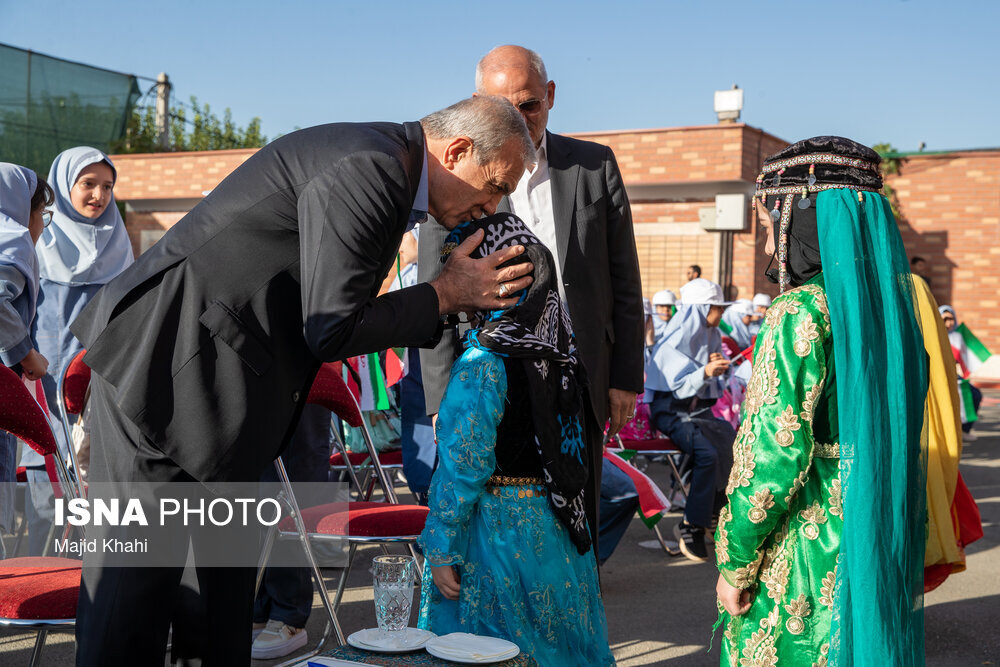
[574,124,787,301]
[576,124,747,183]
[887,151,1000,350]
[110,149,256,255]
[109,135,1000,352]
[112,149,255,200]
[631,202,715,296]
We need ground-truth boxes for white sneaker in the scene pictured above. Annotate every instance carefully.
[251,619,308,660]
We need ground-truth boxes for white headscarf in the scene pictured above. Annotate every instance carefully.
[938,304,970,364]
[645,302,725,399]
[721,299,755,349]
[0,163,40,322]
[36,147,133,286]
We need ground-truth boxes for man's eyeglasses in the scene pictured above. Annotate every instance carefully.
[517,92,548,115]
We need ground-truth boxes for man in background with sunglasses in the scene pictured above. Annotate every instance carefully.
[419,45,644,557]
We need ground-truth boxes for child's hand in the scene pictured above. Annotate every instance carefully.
[430,563,461,600]
[20,349,49,380]
[704,358,730,378]
[716,574,753,616]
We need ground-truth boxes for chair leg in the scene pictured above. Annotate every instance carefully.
[408,543,424,578]
[273,458,346,647]
[40,522,60,557]
[11,510,27,557]
[652,522,680,557]
[665,454,689,500]
[254,524,278,599]
[305,544,346,645]
[332,542,357,610]
[362,471,376,501]
[28,629,47,667]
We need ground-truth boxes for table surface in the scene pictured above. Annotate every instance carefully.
[318,644,538,666]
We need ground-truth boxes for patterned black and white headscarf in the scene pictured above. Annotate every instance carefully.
[442,213,591,554]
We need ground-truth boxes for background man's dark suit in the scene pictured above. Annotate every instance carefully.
[419,130,644,549]
[72,121,442,665]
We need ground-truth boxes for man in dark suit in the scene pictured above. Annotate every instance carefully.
[419,46,644,554]
[72,95,536,666]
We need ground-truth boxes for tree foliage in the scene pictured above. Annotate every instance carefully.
[111,96,267,154]
[0,92,133,175]
[873,143,903,217]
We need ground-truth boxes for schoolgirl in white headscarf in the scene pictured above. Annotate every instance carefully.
[24,148,134,554]
[720,299,755,350]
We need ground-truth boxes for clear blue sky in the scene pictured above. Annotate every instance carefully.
[2,0,998,152]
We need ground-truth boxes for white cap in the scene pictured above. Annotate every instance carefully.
[731,298,755,315]
[642,297,653,315]
[752,293,772,308]
[652,289,677,306]
[679,278,731,306]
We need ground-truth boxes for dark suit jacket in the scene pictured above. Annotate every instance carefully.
[418,131,643,426]
[73,122,441,483]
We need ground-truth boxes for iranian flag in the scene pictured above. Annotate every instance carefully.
[959,379,979,424]
[953,323,992,374]
[343,350,405,412]
[603,448,670,528]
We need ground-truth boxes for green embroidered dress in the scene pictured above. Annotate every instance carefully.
[716,276,841,666]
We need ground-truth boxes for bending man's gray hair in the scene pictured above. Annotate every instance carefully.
[474,46,548,92]
[421,95,535,169]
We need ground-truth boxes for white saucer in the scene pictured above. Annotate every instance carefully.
[346,627,435,653]
[424,633,520,664]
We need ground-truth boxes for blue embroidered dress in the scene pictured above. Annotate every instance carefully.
[417,348,615,667]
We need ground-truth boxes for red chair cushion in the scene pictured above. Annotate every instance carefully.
[0,557,81,620]
[0,366,58,456]
[329,449,403,467]
[307,363,363,427]
[279,501,428,538]
[63,351,91,415]
[620,437,680,453]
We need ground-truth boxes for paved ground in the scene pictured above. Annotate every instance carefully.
[3,393,998,665]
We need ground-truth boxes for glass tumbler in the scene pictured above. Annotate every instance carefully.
[371,554,415,639]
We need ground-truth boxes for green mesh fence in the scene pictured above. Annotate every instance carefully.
[0,43,141,176]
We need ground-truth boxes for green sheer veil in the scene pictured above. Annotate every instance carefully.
[817,189,928,666]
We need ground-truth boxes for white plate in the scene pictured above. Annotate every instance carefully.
[346,627,436,653]
[424,633,520,664]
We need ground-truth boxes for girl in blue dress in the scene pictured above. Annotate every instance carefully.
[417,213,615,667]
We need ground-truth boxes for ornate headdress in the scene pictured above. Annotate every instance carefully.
[754,136,883,292]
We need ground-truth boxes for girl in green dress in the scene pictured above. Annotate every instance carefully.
[714,137,928,666]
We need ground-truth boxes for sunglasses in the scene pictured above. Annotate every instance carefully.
[516,92,548,115]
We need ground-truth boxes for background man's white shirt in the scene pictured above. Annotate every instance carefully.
[508,134,565,301]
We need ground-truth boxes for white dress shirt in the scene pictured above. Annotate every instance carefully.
[508,134,565,300]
